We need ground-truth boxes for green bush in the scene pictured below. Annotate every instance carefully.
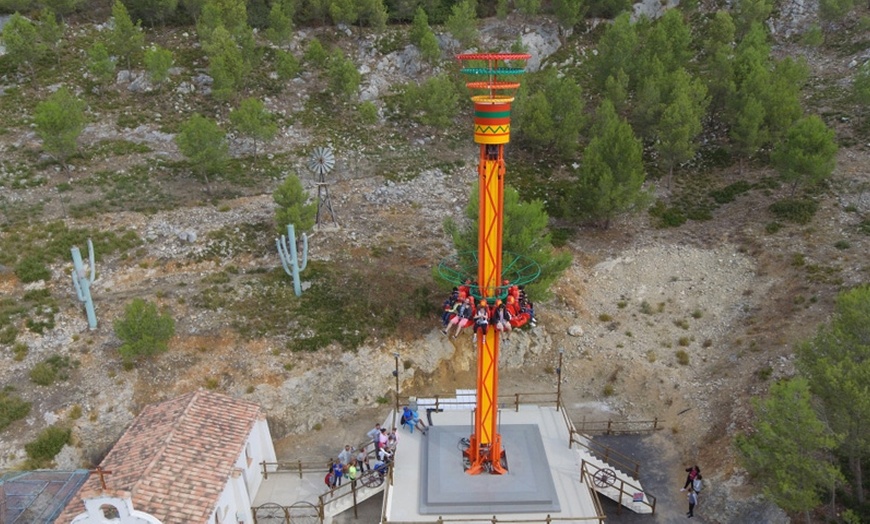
[114,298,176,361]
[29,355,73,386]
[769,198,818,224]
[709,180,752,204]
[676,350,690,365]
[29,362,58,386]
[649,201,687,228]
[0,388,31,432]
[24,425,71,468]
[15,256,50,283]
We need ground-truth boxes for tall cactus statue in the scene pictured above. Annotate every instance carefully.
[71,238,97,330]
[276,224,308,296]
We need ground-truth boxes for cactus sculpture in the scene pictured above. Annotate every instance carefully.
[71,238,97,330]
[276,224,308,296]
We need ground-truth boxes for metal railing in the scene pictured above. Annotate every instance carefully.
[399,391,560,413]
[580,459,656,515]
[256,393,661,522]
[574,416,661,435]
[383,515,604,523]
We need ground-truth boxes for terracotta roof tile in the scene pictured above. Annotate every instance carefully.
[57,390,262,524]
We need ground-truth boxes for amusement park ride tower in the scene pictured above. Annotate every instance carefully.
[455,52,534,475]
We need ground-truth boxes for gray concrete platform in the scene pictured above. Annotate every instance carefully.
[420,424,559,514]
[386,405,604,523]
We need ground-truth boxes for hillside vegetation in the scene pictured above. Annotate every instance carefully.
[1,0,869,520]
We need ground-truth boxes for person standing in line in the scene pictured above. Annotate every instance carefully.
[356,446,370,472]
[338,444,354,466]
[331,459,344,487]
[681,465,700,491]
[378,427,389,450]
[367,423,381,445]
[687,489,697,518]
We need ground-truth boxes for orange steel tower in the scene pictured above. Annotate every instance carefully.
[457,52,530,475]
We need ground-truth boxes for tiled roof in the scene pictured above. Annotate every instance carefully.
[57,390,263,524]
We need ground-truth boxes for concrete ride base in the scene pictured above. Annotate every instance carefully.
[420,425,559,514]
[385,405,604,523]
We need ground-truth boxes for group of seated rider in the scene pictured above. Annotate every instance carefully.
[440,279,536,340]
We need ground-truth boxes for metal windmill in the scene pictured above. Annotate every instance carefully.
[308,146,338,227]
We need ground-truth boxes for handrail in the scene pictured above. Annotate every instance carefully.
[318,465,391,520]
[400,391,559,412]
[578,460,606,519]
[570,433,641,480]
[260,459,329,480]
[574,417,660,435]
[581,459,656,515]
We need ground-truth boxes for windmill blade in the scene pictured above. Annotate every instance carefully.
[308,147,335,176]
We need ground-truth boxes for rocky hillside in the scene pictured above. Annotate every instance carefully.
[1,2,870,522]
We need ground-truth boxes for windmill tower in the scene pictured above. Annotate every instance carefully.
[308,147,338,227]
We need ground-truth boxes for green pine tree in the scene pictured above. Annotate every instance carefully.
[175,113,228,193]
[570,99,648,228]
[87,42,116,87]
[144,45,174,86]
[1,13,46,77]
[109,0,145,69]
[229,98,278,158]
[771,115,838,194]
[797,286,870,506]
[736,378,843,520]
[444,185,572,299]
[274,174,317,233]
[114,298,176,361]
[592,13,637,91]
[655,69,709,188]
[445,0,478,49]
[34,87,86,173]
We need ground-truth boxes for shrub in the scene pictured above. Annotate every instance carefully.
[599,313,612,322]
[691,309,703,319]
[834,240,850,250]
[602,384,615,396]
[357,101,379,125]
[113,298,176,361]
[304,38,328,68]
[709,180,752,204]
[29,362,58,386]
[24,425,71,468]
[678,336,691,346]
[756,366,773,380]
[15,256,50,283]
[649,201,687,228]
[29,355,73,386]
[675,350,690,365]
[765,222,782,234]
[769,198,818,225]
[12,342,28,361]
[68,405,82,420]
[0,389,31,432]
[646,350,657,363]
[639,300,653,315]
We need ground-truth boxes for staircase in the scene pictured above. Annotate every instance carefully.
[322,471,388,522]
[575,446,654,514]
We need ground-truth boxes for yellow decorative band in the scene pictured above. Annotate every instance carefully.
[474,124,510,134]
